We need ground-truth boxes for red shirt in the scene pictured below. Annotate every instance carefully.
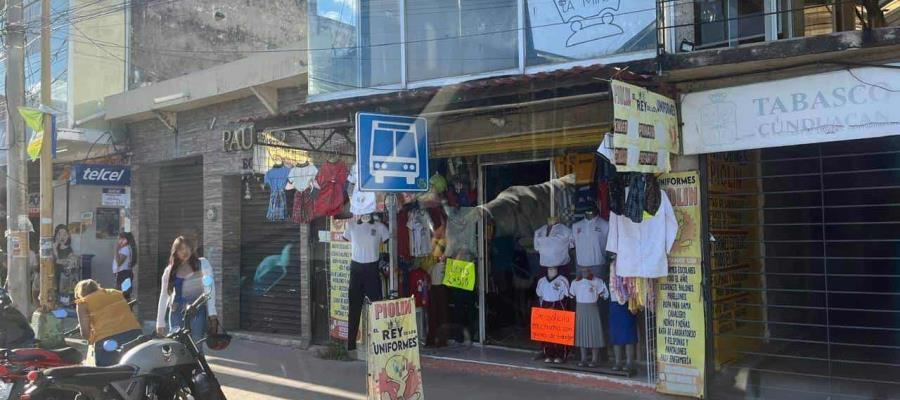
[313,161,349,218]
[408,268,430,308]
[397,209,411,260]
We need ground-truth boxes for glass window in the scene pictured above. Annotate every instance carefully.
[309,0,401,95]
[693,0,764,49]
[526,0,656,66]
[406,0,519,82]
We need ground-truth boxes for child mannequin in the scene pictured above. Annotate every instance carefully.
[535,266,570,364]
[569,266,609,367]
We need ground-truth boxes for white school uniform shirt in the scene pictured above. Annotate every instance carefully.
[572,216,609,267]
[407,209,434,257]
[606,189,678,278]
[533,223,574,267]
[342,221,389,263]
[536,275,570,303]
[569,277,609,304]
[287,163,319,192]
[348,163,377,216]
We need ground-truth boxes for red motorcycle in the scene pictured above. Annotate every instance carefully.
[0,287,82,399]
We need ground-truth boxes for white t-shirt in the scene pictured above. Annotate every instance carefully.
[572,217,609,267]
[348,162,377,216]
[534,224,574,267]
[342,221,389,263]
[287,163,319,192]
[536,275,570,303]
[430,261,445,286]
[112,246,132,274]
[569,277,609,303]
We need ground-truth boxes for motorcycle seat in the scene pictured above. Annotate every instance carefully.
[43,365,136,380]
[49,347,83,364]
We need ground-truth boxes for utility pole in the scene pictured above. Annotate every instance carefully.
[35,0,63,347]
[4,0,31,316]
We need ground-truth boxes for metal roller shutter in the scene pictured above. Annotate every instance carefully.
[158,162,204,283]
[240,181,303,334]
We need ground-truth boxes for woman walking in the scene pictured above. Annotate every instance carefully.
[113,232,137,300]
[74,279,142,366]
[156,236,219,348]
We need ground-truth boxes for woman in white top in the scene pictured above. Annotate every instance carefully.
[113,232,136,299]
[156,236,218,349]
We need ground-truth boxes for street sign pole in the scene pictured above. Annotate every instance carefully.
[387,193,398,297]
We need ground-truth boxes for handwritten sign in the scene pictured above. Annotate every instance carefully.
[329,218,352,340]
[530,307,576,346]
[442,258,475,291]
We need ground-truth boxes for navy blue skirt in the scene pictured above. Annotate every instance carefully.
[609,301,638,345]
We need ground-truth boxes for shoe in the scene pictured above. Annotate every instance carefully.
[553,358,563,364]
[577,362,587,367]
[587,363,597,368]
[544,358,553,363]
[611,364,623,371]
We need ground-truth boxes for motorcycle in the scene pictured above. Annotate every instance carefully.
[23,293,228,400]
[0,288,83,400]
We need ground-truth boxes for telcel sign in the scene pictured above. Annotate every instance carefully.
[71,164,132,186]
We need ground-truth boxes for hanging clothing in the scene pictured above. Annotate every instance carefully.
[606,190,678,278]
[407,209,434,258]
[608,175,626,216]
[348,162,376,216]
[265,166,290,221]
[396,210,412,259]
[623,174,646,223]
[572,216,610,270]
[597,181,611,220]
[287,162,319,192]
[555,185,576,224]
[444,207,478,259]
[291,188,316,224]
[534,224,574,268]
[313,161,349,218]
[644,174,661,215]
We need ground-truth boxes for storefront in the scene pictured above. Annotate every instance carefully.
[681,64,900,399]
[250,64,690,388]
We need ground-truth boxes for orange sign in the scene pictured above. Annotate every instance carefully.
[530,307,576,346]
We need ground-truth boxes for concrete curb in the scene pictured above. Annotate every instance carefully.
[421,355,658,397]
[230,331,309,349]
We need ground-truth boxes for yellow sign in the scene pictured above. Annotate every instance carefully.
[255,131,310,172]
[366,297,425,400]
[330,218,352,340]
[656,171,705,398]
[442,258,475,291]
[598,80,679,173]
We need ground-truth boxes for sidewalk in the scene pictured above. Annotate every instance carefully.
[208,339,662,400]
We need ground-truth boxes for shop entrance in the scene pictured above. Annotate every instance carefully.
[482,160,550,349]
[706,136,900,399]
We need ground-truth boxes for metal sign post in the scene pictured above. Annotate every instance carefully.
[386,194,399,296]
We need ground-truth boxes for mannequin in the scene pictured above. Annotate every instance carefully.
[609,262,638,374]
[570,266,609,367]
[342,213,389,357]
[535,266,570,363]
[572,205,611,360]
[534,216,574,278]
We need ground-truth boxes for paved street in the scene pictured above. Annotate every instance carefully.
[208,339,655,400]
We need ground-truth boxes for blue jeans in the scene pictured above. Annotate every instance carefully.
[95,329,142,367]
[169,301,208,353]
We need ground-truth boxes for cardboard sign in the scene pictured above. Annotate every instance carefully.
[442,258,475,291]
[530,307,576,346]
[329,218,351,340]
[366,297,425,400]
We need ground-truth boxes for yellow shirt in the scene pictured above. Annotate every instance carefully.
[76,289,141,344]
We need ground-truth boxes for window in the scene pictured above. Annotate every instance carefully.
[526,0,656,66]
[406,0,518,82]
[693,0,764,49]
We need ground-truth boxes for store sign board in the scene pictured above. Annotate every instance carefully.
[329,218,352,340]
[101,188,128,207]
[530,307,576,346]
[682,65,900,155]
[355,113,429,192]
[71,164,131,186]
[656,171,705,398]
[366,297,425,400]
[598,80,679,173]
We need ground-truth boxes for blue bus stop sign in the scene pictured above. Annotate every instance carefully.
[355,113,429,192]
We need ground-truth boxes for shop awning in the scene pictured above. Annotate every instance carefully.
[431,125,609,158]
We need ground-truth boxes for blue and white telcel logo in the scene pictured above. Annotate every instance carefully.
[356,113,429,193]
[72,164,132,186]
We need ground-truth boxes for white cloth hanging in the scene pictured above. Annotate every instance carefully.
[606,189,678,278]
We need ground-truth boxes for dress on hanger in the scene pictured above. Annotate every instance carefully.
[289,162,319,224]
[265,165,290,221]
[313,160,349,218]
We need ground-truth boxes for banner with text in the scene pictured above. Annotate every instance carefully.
[656,171,705,398]
[598,80,679,173]
[442,258,476,291]
[530,307,576,346]
[366,297,425,400]
[330,218,352,340]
